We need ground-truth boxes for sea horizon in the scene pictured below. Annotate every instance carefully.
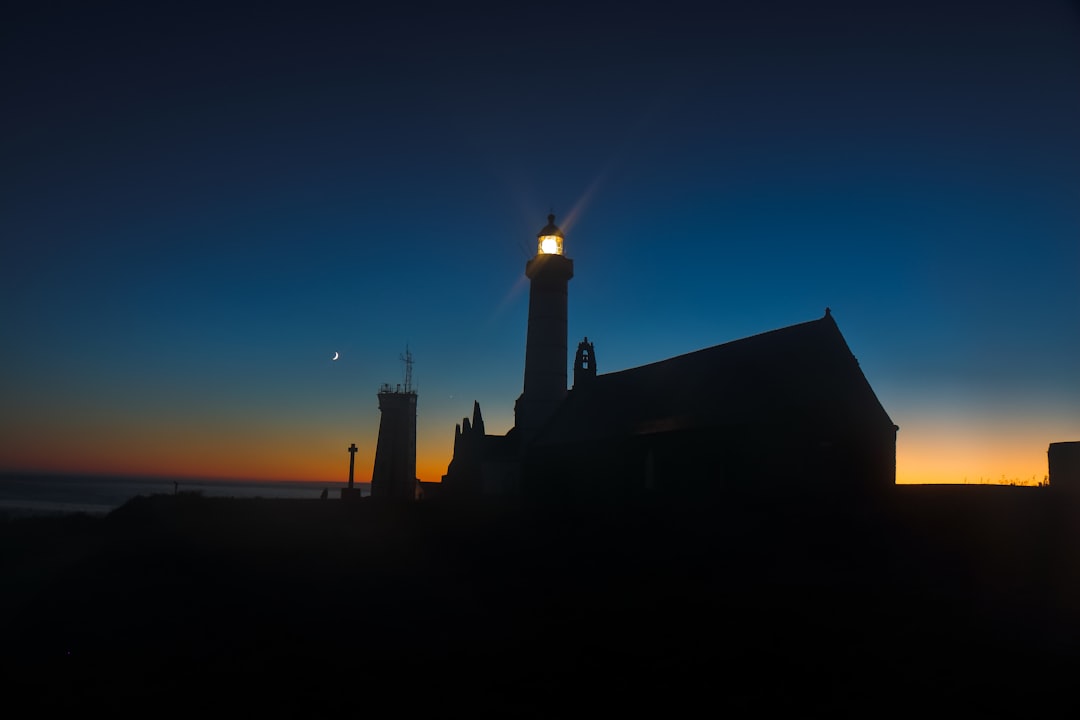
[0,471,364,518]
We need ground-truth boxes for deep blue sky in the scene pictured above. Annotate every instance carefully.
[3,0,1078,484]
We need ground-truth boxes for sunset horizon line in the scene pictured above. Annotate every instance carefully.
[1,466,1055,489]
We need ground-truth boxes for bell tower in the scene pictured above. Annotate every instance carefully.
[515,214,574,446]
[573,337,596,389]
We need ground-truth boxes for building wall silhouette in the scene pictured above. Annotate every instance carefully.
[1049,441,1080,491]
[524,310,897,500]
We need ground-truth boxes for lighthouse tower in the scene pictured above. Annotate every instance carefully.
[515,214,574,446]
[370,347,418,500]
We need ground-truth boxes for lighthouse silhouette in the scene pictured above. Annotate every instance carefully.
[514,214,574,448]
[370,347,418,500]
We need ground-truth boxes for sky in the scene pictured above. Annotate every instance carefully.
[2,0,1078,486]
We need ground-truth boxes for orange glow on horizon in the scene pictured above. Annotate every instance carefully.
[2,406,1065,489]
[896,421,1054,486]
[5,444,1052,488]
[0,418,451,485]
[2,432,1058,487]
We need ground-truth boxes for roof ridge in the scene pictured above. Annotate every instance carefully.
[598,313,834,380]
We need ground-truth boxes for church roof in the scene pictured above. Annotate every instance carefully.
[532,310,895,447]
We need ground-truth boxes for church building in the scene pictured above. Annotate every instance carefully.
[440,216,898,500]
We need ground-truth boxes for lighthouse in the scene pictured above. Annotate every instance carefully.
[515,214,574,447]
[370,347,418,500]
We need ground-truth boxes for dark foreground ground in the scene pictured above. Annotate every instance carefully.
[3,485,1080,716]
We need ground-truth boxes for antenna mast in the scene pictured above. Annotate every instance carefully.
[401,345,414,393]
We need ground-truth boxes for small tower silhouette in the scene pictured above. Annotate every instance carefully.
[370,347,418,500]
[573,337,596,389]
[515,214,574,446]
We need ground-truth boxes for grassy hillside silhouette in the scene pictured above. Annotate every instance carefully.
[2,486,1078,715]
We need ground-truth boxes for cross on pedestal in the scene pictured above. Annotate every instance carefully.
[347,443,358,489]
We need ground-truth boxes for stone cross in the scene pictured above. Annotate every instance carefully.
[347,443,358,489]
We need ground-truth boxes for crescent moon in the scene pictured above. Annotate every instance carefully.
[332,352,340,361]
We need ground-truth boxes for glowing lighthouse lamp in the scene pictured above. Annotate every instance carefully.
[537,214,564,255]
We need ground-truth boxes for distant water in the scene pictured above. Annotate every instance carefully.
[0,473,364,518]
